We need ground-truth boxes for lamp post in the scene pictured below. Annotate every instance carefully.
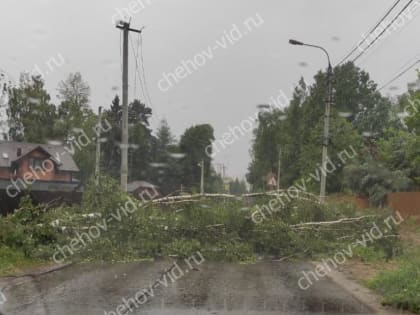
[289,39,333,203]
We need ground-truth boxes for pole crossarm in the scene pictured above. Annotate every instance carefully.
[116,24,144,34]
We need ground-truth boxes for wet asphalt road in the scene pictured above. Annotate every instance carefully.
[1,261,375,315]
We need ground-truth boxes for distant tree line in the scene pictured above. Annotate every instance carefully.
[5,72,224,195]
[247,62,420,206]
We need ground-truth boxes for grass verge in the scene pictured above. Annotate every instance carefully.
[368,230,420,313]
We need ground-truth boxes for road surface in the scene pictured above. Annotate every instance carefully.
[1,261,375,315]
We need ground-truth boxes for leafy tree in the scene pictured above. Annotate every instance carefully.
[205,170,224,193]
[298,115,363,193]
[301,62,398,140]
[154,119,175,162]
[101,97,155,183]
[378,128,420,186]
[57,72,90,110]
[247,62,393,193]
[399,75,420,135]
[248,79,310,190]
[127,99,154,181]
[7,73,57,143]
[53,73,97,182]
[150,119,181,194]
[281,78,307,185]
[54,72,92,142]
[70,112,98,183]
[102,95,122,178]
[229,178,248,195]
[247,108,286,190]
[343,156,412,207]
[179,124,215,191]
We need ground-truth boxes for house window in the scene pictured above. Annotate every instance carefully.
[29,158,44,169]
[11,162,18,175]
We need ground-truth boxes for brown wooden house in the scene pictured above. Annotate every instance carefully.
[0,141,81,214]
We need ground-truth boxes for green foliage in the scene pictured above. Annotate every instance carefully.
[0,245,31,276]
[229,178,248,195]
[7,74,57,143]
[247,62,386,192]
[369,252,420,313]
[378,128,420,186]
[0,178,402,268]
[101,97,155,183]
[5,70,221,194]
[344,157,412,206]
[399,76,420,136]
[202,240,255,262]
[151,119,181,194]
[101,95,122,178]
[352,246,387,262]
[247,108,288,189]
[127,99,154,181]
[163,239,202,258]
[179,124,215,190]
[0,195,65,261]
[81,175,127,215]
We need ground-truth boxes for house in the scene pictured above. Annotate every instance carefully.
[127,180,161,202]
[0,141,81,214]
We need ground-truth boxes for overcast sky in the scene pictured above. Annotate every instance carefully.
[1,0,420,179]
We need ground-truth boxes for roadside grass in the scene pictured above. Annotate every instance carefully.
[340,215,420,314]
[368,249,420,313]
[367,220,420,313]
[0,245,45,276]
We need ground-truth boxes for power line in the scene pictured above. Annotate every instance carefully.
[387,52,420,78]
[130,33,154,110]
[133,36,138,98]
[339,0,402,65]
[128,26,160,125]
[352,0,416,63]
[379,58,420,91]
[139,33,154,109]
[129,33,146,101]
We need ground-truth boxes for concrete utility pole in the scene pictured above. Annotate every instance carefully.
[319,65,333,203]
[200,159,205,195]
[116,21,143,192]
[95,106,102,188]
[289,39,333,203]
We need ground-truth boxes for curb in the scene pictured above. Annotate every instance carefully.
[0,263,73,292]
[316,263,407,315]
[1,262,73,280]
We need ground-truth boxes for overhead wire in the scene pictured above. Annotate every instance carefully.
[130,33,152,108]
[352,0,416,63]
[379,58,420,91]
[139,33,154,109]
[339,0,403,65]
[129,33,144,101]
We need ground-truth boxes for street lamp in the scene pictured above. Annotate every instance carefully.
[289,39,333,203]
